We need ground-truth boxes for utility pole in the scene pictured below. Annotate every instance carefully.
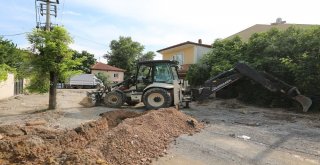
[35,0,59,109]
[46,0,50,31]
[35,0,59,30]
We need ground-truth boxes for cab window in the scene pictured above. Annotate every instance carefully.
[154,64,173,83]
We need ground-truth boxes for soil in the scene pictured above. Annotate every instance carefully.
[0,108,203,164]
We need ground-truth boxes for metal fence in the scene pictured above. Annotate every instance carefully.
[14,79,24,95]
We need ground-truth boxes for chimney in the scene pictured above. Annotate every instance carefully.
[198,39,202,44]
[271,18,286,25]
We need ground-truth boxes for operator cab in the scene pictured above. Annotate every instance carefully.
[135,60,180,91]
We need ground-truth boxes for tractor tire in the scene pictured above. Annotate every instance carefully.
[104,91,124,108]
[143,88,172,110]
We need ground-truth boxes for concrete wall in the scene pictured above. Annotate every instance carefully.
[91,70,124,83]
[0,73,14,100]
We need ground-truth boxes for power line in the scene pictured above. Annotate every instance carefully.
[0,32,29,37]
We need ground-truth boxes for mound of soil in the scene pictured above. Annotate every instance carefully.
[0,108,203,165]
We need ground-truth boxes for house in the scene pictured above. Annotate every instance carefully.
[0,73,24,100]
[157,39,211,78]
[91,62,125,83]
[226,18,317,41]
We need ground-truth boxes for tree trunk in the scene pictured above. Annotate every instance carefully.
[48,71,58,109]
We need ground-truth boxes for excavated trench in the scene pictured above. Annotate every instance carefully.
[0,108,203,165]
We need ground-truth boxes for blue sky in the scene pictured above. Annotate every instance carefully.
[1,0,319,62]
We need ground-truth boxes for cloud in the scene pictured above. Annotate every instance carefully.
[4,0,318,63]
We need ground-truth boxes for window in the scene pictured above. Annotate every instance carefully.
[154,64,173,83]
[114,73,119,78]
[137,65,152,82]
[171,53,184,65]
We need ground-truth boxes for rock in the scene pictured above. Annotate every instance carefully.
[229,133,236,138]
[26,119,47,126]
[237,135,251,140]
[0,134,3,140]
[96,159,107,164]
[14,96,23,100]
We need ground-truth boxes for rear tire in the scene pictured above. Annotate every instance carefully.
[143,88,172,110]
[104,92,124,108]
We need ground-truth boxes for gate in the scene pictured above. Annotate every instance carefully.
[14,79,24,95]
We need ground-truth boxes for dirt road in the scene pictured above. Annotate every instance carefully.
[155,100,320,165]
[0,90,319,164]
[0,89,128,129]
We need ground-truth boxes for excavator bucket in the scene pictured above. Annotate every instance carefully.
[292,95,312,112]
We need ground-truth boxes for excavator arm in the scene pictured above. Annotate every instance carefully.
[192,63,312,112]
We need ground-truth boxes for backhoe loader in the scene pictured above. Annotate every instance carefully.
[81,60,312,112]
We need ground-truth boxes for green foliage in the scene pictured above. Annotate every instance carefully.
[139,51,156,61]
[105,36,153,77]
[186,64,210,86]
[0,37,27,81]
[72,50,96,73]
[0,64,14,81]
[95,72,110,86]
[187,26,320,108]
[202,36,245,75]
[26,72,50,93]
[27,26,82,93]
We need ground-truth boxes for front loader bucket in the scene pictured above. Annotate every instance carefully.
[79,96,95,107]
[293,95,312,112]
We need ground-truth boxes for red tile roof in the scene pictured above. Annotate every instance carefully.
[91,62,125,72]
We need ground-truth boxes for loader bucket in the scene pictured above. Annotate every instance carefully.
[79,96,95,107]
[293,95,312,112]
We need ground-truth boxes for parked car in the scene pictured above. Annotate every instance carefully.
[66,74,102,89]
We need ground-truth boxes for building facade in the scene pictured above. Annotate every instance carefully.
[91,62,125,83]
[157,39,211,78]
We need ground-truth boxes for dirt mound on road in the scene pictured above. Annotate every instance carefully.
[0,108,203,165]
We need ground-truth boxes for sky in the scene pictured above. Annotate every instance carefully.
[0,0,319,62]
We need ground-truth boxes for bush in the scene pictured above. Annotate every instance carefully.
[186,26,320,109]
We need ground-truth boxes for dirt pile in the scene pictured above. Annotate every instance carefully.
[0,108,203,165]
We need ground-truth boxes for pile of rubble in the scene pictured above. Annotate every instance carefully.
[0,108,203,165]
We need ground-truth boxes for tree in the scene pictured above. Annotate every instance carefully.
[0,37,29,81]
[27,26,82,109]
[139,51,156,61]
[104,36,144,76]
[95,72,110,86]
[72,50,96,73]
